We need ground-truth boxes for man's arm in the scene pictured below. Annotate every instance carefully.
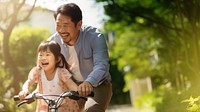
[85,33,110,87]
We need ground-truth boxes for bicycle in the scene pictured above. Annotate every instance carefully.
[14,91,94,112]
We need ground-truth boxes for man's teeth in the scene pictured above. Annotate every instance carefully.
[61,33,69,36]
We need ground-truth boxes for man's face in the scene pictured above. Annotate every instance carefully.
[56,14,82,45]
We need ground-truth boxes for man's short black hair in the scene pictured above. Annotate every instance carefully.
[54,3,82,25]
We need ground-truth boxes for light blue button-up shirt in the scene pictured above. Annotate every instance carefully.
[49,26,111,87]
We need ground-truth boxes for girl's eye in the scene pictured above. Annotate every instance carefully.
[46,53,51,56]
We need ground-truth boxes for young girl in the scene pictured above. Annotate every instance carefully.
[18,41,81,112]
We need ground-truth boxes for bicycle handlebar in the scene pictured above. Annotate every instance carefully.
[14,91,94,107]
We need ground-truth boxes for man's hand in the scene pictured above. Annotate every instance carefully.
[78,81,93,97]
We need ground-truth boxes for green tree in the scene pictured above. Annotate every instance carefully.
[0,26,50,112]
[96,0,200,92]
[96,0,200,111]
[0,0,37,94]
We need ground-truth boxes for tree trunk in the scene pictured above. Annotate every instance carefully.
[3,28,21,94]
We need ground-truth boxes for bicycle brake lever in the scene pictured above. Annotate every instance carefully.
[17,93,35,107]
[17,100,27,107]
[17,98,35,107]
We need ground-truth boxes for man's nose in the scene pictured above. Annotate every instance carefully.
[59,27,66,33]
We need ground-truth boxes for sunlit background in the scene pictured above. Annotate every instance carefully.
[26,0,106,29]
[1,0,200,112]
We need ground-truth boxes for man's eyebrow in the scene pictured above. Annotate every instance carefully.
[56,22,69,25]
[64,23,69,25]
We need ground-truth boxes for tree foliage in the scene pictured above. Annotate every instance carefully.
[97,0,200,90]
[0,26,49,111]
[96,0,200,110]
[0,0,37,94]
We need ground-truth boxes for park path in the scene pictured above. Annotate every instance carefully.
[106,104,151,112]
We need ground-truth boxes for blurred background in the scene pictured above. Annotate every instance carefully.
[1,0,200,112]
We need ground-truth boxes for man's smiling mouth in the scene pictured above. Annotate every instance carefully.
[60,33,69,37]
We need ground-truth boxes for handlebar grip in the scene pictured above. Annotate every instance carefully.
[87,92,94,97]
[14,95,20,101]
[79,92,94,101]
[14,94,31,101]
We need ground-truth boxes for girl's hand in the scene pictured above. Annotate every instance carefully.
[18,90,29,100]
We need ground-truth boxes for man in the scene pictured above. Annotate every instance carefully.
[49,3,112,112]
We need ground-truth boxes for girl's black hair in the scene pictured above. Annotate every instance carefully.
[36,41,70,70]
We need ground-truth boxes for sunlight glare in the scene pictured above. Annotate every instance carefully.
[26,0,105,29]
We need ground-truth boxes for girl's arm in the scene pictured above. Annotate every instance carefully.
[65,78,78,91]
[18,79,35,99]
[18,67,40,99]
[59,68,78,91]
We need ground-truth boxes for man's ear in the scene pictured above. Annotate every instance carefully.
[77,20,82,29]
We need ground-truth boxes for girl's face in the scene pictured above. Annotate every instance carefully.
[37,48,57,73]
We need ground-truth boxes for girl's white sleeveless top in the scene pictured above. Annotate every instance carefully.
[41,68,62,99]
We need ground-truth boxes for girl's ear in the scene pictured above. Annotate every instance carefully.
[57,56,63,67]
[57,56,61,63]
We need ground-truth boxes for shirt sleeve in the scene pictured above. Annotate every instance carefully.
[85,32,110,87]
[28,67,41,83]
[59,68,72,82]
